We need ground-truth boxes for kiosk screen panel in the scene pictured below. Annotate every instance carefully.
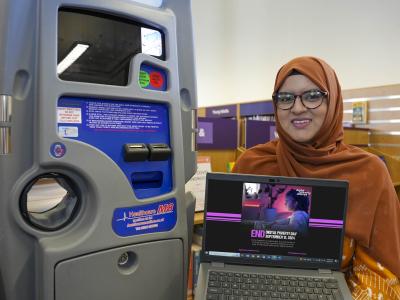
[58,8,165,86]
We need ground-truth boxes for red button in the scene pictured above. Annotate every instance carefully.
[150,71,164,89]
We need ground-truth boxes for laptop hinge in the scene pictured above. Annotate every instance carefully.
[211,262,225,268]
[318,269,332,275]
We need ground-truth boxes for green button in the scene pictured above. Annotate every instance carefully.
[139,71,150,88]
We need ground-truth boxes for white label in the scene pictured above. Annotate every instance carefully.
[185,156,212,212]
[131,0,162,7]
[58,126,78,138]
[141,28,162,57]
[57,107,82,124]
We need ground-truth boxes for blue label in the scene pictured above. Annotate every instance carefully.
[50,142,66,158]
[57,97,172,199]
[112,198,177,237]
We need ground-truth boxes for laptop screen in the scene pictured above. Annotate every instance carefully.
[201,173,348,270]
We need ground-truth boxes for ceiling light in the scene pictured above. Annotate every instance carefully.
[57,43,89,75]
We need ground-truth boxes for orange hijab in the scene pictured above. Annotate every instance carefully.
[233,56,400,277]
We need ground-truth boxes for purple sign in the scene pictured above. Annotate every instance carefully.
[198,121,213,144]
[206,104,237,118]
[245,120,276,148]
[197,117,237,150]
[240,101,274,116]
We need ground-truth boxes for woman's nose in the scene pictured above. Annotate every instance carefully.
[291,96,307,114]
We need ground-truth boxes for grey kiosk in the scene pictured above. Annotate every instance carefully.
[0,0,198,299]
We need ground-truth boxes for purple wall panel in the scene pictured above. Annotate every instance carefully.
[197,117,237,149]
[240,101,274,116]
[245,120,276,148]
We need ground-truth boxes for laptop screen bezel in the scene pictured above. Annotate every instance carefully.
[200,172,349,271]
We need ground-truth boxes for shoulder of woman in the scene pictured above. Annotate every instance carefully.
[233,140,278,173]
[240,140,278,159]
[344,145,388,170]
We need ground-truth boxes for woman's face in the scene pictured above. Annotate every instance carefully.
[277,75,328,143]
[285,196,296,211]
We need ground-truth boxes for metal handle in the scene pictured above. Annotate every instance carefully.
[0,95,12,123]
[191,109,197,152]
[0,127,11,154]
[0,95,12,154]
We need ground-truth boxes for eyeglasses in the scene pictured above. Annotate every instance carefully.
[272,89,328,110]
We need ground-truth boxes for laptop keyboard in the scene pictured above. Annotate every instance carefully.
[206,271,342,300]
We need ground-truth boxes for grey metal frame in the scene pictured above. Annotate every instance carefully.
[0,0,197,299]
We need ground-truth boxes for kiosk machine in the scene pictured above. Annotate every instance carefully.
[0,0,197,299]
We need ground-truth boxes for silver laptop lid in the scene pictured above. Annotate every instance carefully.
[201,172,349,271]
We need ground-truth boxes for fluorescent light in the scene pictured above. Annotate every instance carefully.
[343,98,369,103]
[57,43,89,75]
[371,131,400,136]
[344,107,400,114]
[369,119,400,124]
[343,95,400,103]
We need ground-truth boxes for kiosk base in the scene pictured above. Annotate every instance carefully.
[55,239,183,300]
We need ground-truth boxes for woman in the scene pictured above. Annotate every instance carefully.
[233,56,400,299]
[270,189,310,234]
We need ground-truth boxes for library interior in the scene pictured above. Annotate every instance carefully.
[0,0,399,300]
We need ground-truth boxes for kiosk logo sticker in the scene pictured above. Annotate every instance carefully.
[50,142,66,158]
[112,198,177,237]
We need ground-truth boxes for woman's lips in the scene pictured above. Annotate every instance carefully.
[291,119,311,129]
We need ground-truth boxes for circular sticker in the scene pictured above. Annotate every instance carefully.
[150,71,164,89]
[50,142,66,158]
[139,71,150,88]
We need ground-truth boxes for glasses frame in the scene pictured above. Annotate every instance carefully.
[272,89,328,110]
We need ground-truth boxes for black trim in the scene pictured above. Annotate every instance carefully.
[19,173,81,231]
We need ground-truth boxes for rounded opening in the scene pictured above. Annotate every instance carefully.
[20,173,80,231]
[13,69,31,101]
[180,88,192,112]
[117,251,138,275]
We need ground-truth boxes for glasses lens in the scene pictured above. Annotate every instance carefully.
[275,93,295,109]
[301,90,324,108]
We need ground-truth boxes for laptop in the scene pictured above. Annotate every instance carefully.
[195,172,352,300]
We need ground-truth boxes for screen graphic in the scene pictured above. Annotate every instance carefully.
[242,183,311,236]
[204,177,347,269]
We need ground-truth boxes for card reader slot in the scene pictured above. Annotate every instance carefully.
[131,171,163,189]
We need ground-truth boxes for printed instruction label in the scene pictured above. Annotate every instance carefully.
[57,107,82,124]
[112,198,177,237]
[85,102,163,132]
